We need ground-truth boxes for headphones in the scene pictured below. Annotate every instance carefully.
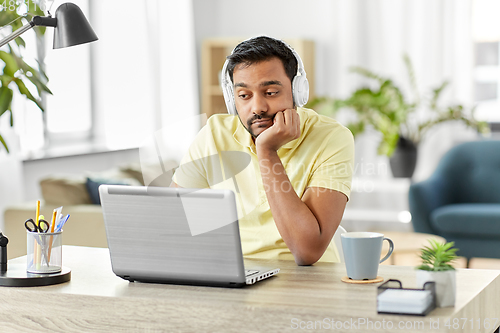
[220,36,309,115]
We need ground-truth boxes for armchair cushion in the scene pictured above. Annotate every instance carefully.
[430,203,500,238]
[40,176,92,205]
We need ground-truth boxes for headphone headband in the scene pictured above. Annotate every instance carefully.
[220,36,309,115]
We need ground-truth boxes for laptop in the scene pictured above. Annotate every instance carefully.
[99,185,279,287]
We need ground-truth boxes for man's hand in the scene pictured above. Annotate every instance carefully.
[255,109,300,153]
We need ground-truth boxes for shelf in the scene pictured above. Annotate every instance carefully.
[208,85,223,96]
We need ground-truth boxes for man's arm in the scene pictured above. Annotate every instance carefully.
[258,150,347,265]
[256,109,349,265]
[173,156,345,266]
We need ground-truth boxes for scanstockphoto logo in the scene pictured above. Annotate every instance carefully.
[138,114,254,236]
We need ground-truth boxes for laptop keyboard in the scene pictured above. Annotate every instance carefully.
[245,270,259,277]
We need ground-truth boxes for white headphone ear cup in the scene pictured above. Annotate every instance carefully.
[222,82,235,115]
[292,75,309,107]
[226,87,236,115]
[221,65,237,115]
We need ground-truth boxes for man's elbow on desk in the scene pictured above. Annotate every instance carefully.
[291,247,326,266]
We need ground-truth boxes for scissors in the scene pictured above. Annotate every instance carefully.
[24,218,50,233]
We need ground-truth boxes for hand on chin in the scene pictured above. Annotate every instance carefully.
[255,109,300,154]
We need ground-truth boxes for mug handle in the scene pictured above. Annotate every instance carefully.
[379,237,394,263]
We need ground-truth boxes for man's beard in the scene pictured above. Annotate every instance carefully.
[244,113,275,138]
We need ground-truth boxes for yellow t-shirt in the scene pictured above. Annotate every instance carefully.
[172,107,354,262]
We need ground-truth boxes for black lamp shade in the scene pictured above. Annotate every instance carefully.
[53,3,98,49]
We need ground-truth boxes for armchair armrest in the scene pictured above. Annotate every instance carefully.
[409,176,454,234]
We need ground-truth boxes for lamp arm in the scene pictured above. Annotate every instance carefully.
[0,21,35,48]
[0,16,57,48]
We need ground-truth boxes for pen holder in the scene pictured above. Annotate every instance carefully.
[26,231,62,274]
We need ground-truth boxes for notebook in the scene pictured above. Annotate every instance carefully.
[99,185,279,287]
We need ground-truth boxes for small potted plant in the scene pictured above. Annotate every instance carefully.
[415,239,459,307]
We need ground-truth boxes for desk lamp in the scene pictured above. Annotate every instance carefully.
[0,3,96,285]
[0,2,98,49]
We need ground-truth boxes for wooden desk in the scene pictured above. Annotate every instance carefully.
[1,246,499,332]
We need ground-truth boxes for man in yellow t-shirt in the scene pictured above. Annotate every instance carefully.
[172,36,354,265]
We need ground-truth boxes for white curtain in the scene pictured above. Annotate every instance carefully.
[331,0,472,101]
[329,0,474,180]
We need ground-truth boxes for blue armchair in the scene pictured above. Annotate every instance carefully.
[409,140,500,262]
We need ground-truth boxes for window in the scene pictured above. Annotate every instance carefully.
[5,0,92,153]
[7,0,200,155]
[472,0,500,124]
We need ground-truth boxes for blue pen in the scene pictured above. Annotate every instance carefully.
[55,214,70,232]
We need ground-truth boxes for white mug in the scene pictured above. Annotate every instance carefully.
[341,232,394,280]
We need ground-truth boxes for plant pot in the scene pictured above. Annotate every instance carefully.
[389,137,417,178]
[415,270,456,307]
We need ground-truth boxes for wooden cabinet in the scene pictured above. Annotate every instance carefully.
[201,38,315,119]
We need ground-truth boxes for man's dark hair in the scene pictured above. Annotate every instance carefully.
[226,36,298,84]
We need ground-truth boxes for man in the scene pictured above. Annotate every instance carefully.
[171,36,354,265]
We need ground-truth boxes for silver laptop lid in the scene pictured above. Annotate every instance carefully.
[99,185,246,286]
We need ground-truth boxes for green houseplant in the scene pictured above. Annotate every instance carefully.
[415,239,459,307]
[0,2,52,153]
[307,55,489,177]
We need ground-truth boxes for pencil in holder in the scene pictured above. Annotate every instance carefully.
[27,231,62,274]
